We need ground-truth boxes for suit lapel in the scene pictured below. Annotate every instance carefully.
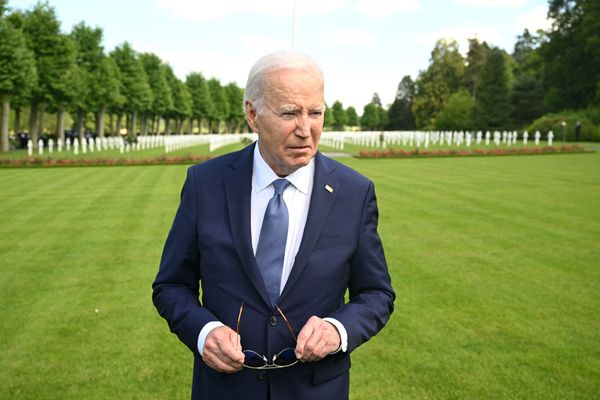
[279,152,338,303]
[223,143,272,308]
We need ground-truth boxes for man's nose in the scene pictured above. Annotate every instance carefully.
[294,114,311,138]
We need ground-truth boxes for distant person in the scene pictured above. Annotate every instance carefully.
[152,50,395,400]
[575,120,581,142]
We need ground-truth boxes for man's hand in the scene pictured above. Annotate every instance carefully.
[294,316,341,362]
[202,326,245,373]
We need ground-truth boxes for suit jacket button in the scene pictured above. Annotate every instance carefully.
[259,371,268,380]
[269,316,277,326]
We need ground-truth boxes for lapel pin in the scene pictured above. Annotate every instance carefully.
[325,184,334,193]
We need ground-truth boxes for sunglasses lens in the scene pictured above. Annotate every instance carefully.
[274,348,298,367]
[243,350,266,368]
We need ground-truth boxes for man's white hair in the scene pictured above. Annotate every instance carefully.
[244,50,324,115]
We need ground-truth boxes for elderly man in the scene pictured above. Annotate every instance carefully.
[152,50,395,400]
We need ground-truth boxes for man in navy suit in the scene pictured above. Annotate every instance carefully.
[153,51,395,400]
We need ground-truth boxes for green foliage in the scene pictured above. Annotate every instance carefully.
[206,78,228,131]
[224,82,244,132]
[139,53,172,118]
[511,73,544,128]
[186,72,213,125]
[387,75,416,130]
[22,2,74,105]
[331,100,346,130]
[345,106,359,127]
[463,38,490,99]
[541,0,600,110]
[0,17,36,99]
[361,103,380,130]
[110,42,152,113]
[434,89,475,131]
[413,39,465,129]
[475,47,512,130]
[527,108,600,141]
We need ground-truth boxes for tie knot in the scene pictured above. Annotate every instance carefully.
[272,179,290,196]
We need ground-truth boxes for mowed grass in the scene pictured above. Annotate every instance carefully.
[1,151,599,399]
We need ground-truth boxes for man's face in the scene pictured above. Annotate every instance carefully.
[246,67,325,177]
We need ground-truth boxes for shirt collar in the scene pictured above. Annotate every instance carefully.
[253,141,314,195]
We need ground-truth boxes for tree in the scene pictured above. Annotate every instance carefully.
[387,75,416,130]
[539,0,600,110]
[110,42,152,135]
[463,38,490,99]
[206,78,229,133]
[22,3,75,145]
[412,39,465,129]
[361,103,380,130]
[475,47,512,129]
[330,101,346,130]
[186,72,213,134]
[0,16,36,151]
[224,82,244,133]
[139,52,172,134]
[345,106,359,128]
[434,89,476,131]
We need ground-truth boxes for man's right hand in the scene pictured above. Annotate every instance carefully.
[202,326,245,373]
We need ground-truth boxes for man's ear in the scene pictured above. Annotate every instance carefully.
[245,101,259,133]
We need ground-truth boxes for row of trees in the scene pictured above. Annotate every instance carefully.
[356,0,599,133]
[0,1,245,151]
[1,0,598,151]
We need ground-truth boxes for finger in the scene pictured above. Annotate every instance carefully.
[302,326,324,361]
[295,318,316,359]
[218,335,245,365]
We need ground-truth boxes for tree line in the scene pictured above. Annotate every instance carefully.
[332,0,599,140]
[1,0,599,152]
[0,1,245,151]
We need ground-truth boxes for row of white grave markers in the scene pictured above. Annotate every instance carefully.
[163,133,257,153]
[321,130,555,150]
[27,133,259,156]
[27,135,168,156]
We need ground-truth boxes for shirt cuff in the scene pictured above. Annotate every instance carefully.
[323,317,348,354]
[197,321,225,356]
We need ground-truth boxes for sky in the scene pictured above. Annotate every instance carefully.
[8,0,552,111]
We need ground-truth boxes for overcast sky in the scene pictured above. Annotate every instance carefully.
[8,0,552,111]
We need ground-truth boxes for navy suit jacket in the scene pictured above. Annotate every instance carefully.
[153,143,395,400]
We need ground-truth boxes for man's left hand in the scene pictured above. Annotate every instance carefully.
[294,316,341,362]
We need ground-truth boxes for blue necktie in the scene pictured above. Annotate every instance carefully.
[256,179,291,307]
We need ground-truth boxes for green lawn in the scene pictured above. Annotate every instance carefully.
[1,151,599,399]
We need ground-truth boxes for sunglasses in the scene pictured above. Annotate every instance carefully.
[236,302,299,369]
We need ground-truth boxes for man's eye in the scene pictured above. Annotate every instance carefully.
[310,111,323,117]
[281,112,296,118]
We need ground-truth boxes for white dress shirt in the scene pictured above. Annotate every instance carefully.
[197,143,347,355]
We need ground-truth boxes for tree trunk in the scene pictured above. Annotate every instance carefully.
[108,113,114,135]
[14,107,21,134]
[29,102,39,146]
[131,110,137,136]
[56,108,65,143]
[96,108,105,138]
[187,118,193,134]
[125,113,130,134]
[77,110,85,142]
[164,117,170,135]
[37,104,45,139]
[116,113,123,136]
[1,97,10,152]
[141,112,148,136]
[197,117,202,134]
